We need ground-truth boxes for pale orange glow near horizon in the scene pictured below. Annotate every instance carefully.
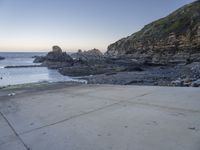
[0,38,109,52]
[0,0,194,52]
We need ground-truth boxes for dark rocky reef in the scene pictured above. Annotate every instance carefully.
[34,46,74,69]
[33,45,200,87]
[105,0,200,64]
[82,62,200,87]
[59,49,141,76]
[0,56,5,60]
[34,47,143,77]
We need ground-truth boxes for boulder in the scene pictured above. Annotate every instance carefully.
[52,46,62,53]
[171,77,199,87]
[187,62,200,75]
[191,79,200,87]
[171,79,184,86]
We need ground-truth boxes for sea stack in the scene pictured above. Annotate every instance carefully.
[45,46,73,62]
[33,46,74,69]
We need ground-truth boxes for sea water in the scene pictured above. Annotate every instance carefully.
[0,52,77,86]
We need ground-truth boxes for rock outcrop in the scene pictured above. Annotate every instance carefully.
[105,0,200,64]
[52,46,62,53]
[34,46,74,69]
[45,46,73,62]
[71,48,104,63]
[59,65,114,77]
[59,48,143,77]
[33,56,46,63]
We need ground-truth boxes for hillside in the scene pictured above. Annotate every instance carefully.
[105,0,200,64]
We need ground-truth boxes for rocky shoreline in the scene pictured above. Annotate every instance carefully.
[32,46,200,87]
[10,1,200,88]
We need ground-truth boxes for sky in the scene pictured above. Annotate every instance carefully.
[0,0,195,52]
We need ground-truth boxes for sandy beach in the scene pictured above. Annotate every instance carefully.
[0,83,200,150]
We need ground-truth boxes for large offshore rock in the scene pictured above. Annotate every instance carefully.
[33,46,74,69]
[45,46,73,62]
[52,46,62,53]
[105,1,200,64]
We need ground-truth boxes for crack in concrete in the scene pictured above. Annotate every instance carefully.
[19,101,122,136]
[0,112,30,150]
[17,91,155,135]
[74,90,155,103]
[106,90,200,113]
[4,90,156,137]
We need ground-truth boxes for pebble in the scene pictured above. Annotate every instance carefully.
[8,93,16,96]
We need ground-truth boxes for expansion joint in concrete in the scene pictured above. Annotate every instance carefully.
[19,100,123,136]
[0,112,30,150]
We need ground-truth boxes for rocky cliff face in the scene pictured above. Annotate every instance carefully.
[105,0,200,64]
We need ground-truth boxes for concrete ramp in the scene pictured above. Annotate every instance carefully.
[0,85,200,150]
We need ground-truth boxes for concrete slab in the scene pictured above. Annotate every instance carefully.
[0,138,27,150]
[0,115,26,150]
[86,85,159,101]
[0,84,200,150]
[0,90,118,134]
[0,115,14,141]
[20,102,200,150]
[132,87,200,111]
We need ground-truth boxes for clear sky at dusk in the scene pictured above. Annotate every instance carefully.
[0,0,195,52]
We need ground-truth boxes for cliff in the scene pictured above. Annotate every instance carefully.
[105,0,200,64]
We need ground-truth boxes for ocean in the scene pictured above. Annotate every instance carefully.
[0,52,78,86]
